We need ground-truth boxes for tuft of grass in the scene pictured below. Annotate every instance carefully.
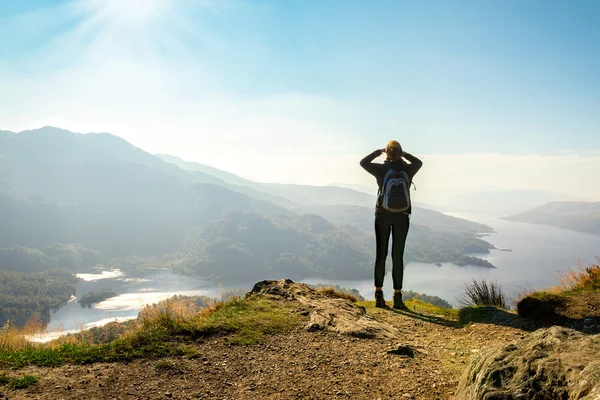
[8,375,39,389]
[174,344,201,359]
[0,297,301,369]
[555,258,600,294]
[460,279,507,309]
[308,284,365,302]
[0,373,39,389]
[155,359,185,374]
[315,287,361,303]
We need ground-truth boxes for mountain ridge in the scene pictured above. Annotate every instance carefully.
[503,200,600,235]
[1,126,496,279]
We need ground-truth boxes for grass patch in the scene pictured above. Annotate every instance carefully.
[0,297,300,369]
[8,375,39,389]
[460,279,507,309]
[358,298,459,320]
[183,297,300,345]
[0,373,39,389]
[405,299,459,319]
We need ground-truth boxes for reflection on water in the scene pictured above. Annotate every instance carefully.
[75,269,125,281]
[41,270,233,341]
[93,290,212,311]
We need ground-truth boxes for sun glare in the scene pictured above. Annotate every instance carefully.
[93,0,169,24]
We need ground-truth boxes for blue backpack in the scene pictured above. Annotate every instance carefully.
[379,168,411,213]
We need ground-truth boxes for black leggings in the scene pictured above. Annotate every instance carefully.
[374,212,410,290]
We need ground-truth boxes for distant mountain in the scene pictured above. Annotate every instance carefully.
[503,201,600,235]
[328,182,374,194]
[432,189,578,216]
[1,127,497,277]
[0,130,13,139]
[176,209,373,280]
[156,154,296,208]
[156,154,251,187]
[304,204,493,234]
[0,244,104,273]
[157,154,375,207]
[1,127,224,201]
[0,127,290,255]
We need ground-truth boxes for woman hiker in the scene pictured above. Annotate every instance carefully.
[360,140,423,309]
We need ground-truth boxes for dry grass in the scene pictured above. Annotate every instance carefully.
[0,295,300,369]
[0,320,46,353]
[514,258,600,305]
[515,259,600,320]
[554,257,600,294]
[315,287,361,303]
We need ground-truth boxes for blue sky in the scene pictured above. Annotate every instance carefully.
[1,0,599,197]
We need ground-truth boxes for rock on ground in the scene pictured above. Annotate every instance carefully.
[456,326,600,400]
[249,279,400,339]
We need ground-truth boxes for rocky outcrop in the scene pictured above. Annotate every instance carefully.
[249,279,399,339]
[456,326,600,400]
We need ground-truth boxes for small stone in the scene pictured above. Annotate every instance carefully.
[388,345,415,358]
[55,386,61,390]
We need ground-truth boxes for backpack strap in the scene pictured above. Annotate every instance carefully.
[378,168,395,198]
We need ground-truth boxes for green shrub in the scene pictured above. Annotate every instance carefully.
[460,279,507,309]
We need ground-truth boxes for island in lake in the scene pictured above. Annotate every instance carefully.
[78,289,118,306]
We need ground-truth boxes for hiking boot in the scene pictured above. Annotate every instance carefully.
[393,292,407,309]
[375,290,386,308]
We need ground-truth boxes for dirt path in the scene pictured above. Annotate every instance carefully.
[2,303,528,400]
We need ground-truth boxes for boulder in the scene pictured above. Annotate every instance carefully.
[456,326,600,399]
[249,279,399,339]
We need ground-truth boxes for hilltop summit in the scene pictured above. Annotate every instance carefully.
[2,279,599,399]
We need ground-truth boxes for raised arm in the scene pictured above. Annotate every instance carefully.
[360,149,384,176]
[402,152,423,178]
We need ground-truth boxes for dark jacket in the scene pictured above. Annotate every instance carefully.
[360,150,423,214]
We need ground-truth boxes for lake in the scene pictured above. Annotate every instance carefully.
[303,213,599,306]
[32,270,240,342]
[34,214,598,341]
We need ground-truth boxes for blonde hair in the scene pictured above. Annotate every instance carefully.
[385,140,403,160]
